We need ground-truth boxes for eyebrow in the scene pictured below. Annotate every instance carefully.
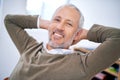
[53,16,60,19]
[54,16,73,23]
[66,19,73,23]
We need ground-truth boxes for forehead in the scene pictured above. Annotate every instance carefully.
[53,6,80,21]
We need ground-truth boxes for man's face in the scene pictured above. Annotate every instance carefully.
[48,6,80,49]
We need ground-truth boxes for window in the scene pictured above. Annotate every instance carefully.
[26,0,69,19]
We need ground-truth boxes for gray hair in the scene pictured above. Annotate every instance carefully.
[56,4,84,29]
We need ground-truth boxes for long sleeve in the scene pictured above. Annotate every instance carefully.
[4,15,40,55]
[85,24,120,76]
[4,15,120,80]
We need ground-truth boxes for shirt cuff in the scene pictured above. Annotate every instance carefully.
[37,15,41,28]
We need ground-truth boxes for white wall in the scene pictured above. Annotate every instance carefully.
[0,0,3,29]
[0,0,120,79]
[70,0,120,29]
[0,0,26,79]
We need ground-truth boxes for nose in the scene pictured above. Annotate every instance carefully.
[56,22,65,31]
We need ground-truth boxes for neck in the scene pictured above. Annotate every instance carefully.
[46,43,69,50]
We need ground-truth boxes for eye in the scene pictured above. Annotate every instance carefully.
[67,22,72,27]
[53,18,60,22]
[68,23,72,26]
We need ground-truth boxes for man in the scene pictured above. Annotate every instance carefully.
[4,4,120,80]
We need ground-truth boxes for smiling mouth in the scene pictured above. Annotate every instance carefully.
[53,31,64,40]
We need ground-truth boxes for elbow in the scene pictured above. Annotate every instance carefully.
[4,14,14,29]
[4,14,11,26]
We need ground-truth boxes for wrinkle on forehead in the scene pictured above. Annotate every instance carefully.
[53,4,80,18]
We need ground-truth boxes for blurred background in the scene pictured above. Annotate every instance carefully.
[0,0,120,79]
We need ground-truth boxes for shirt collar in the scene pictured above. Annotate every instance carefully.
[43,42,73,54]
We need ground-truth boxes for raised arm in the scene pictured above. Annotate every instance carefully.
[82,24,120,76]
[4,15,49,55]
[4,14,51,55]
[5,15,39,29]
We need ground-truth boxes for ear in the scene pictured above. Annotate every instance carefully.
[72,30,82,45]
[74,30,82,41]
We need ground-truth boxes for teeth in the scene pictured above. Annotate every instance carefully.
[55,33,62,37]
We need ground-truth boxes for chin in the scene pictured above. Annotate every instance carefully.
[48,40,71,49]
[48,41,63,49]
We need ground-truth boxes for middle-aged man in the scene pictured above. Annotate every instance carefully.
[4,4,120,80]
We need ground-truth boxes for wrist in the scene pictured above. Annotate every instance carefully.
[38,16,50,30]
[82,29,88,40]
[37,15,40,28]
